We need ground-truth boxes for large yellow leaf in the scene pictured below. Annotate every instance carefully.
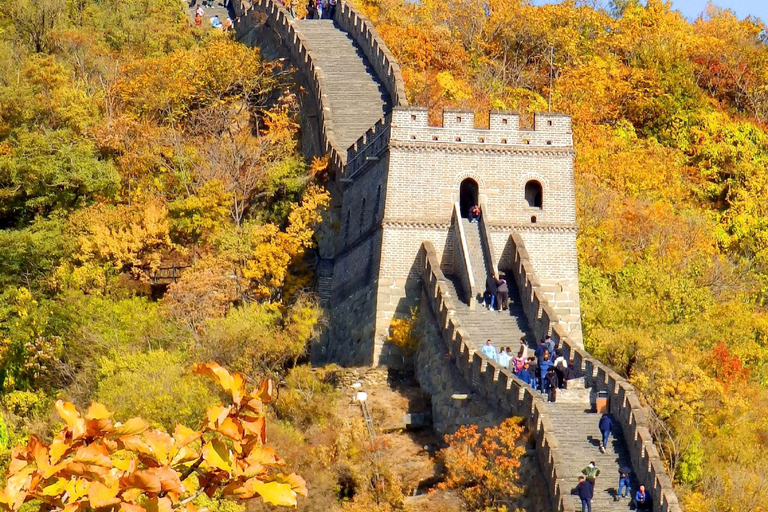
[55,401,86,439]
[216,417,243,441]
[154,466,184,495]
[144,496,172,512]
[205,405,231,430]
[73,444,112,468]
[112,418,150,437]
[85,402,112,421]
[119,470,162,494]
[247,480,298,507]
[254,379,274,404]
[87,481,120,508]
[120,502,147,512]
[172,424,202,449]
[275,473,308,497]
[201,440,232,473]
[143,431,174,465]
[40,478,67,497]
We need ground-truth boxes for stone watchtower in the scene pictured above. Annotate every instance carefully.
[323,107,582,367]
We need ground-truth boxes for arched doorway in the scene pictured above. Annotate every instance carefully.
[459,178,479,218]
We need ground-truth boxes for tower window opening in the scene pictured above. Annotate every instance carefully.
[525,180,543,208]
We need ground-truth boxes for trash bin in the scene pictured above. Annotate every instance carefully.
[595,390,609,414]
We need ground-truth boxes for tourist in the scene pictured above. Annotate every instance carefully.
[307,0,317,19]
[195,12,203,25]
[554,349,568,389]
[481,339,497,361]
[539,352,552,394]
[581,461,601,495]
[485,274,497,310]
[328,0,337,18]
[517,361,533,386]
[512,347,525,372]
[535,338,547,364]
[546,366,558,402]
[469,204,481,222]
[498,347,510,368]
[518,336,528,359]
[544,334,556,358]
[526,357,538,390]
[574,476,593,512]
[316,0,323,19]
[635,485,651,511]
[225,17,234,31]
[617,466,631,500]
[599,413,613,453]
[211,15,222,28]
[496,277,509,311]
[290,0,298,17]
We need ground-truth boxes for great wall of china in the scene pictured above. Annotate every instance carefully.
[229,1,683,510]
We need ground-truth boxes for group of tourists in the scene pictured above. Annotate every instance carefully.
[288,0,337,19]
[573,414,653,512]
[484,273,510,312]
[193,3,234,30]
[480,335,570,403]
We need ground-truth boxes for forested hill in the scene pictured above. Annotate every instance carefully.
[349,0,768,508]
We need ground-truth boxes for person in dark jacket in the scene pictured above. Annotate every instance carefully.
[485,274,497,310]
[545,366,558,402]
[539,353,553,395]
[635,485,651,510]
[574,476,593,512]
[599,413,613,453]
[617,466,631,499]
[517,361,533,386]
[496,278,509,311]
[526,357,538,390]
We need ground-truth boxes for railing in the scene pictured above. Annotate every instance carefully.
[477,201,498,279]
[150,265,189,284]
[506,233,683,512]
[452,203,475,309]
[419,241,576,512]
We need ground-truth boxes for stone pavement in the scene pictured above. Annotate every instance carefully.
[291,19,391,151]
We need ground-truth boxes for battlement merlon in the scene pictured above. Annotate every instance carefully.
[389,107,573,148]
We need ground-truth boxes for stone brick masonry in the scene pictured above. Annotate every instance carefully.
[233,0,681,509]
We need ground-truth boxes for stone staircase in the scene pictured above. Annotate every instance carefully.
[291,20,391,151]
[544,403,637,511]
[446,222,634,511]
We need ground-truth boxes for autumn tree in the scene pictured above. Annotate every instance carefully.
[0,363,307,511]
[438,418,526,510]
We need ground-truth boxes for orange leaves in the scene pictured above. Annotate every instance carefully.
[0,362,305,511]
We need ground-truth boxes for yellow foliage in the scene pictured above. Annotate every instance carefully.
[67,198,174,278]
[387,307,419,355]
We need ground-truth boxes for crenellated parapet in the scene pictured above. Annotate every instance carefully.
[344,114,391,180]
[390,107,573,148]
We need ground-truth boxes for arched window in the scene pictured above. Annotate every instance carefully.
[459,178,479,218]
[359,199,366,235]
[525,180,543,208]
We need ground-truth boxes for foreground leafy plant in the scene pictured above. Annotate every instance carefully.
[0,363,307,511]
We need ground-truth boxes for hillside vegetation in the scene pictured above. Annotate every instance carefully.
[351,0,768,508]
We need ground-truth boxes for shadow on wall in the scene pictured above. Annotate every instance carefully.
[378,254,424,367]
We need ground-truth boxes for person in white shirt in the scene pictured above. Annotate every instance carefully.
[498,347,511,368]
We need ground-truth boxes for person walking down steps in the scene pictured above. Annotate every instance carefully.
[599,412,613,453]
[617,466,632,500]
[574,476,593,512]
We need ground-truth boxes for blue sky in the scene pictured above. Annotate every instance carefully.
[534,1,768,22]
